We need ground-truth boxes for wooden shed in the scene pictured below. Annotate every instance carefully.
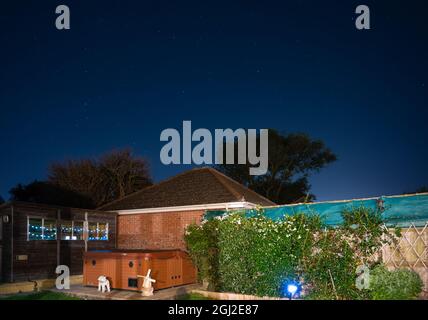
[0,202,117,283]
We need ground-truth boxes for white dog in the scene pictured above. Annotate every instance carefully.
[97,275,111,293]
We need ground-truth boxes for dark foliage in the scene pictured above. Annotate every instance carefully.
[215,130,337,204]
[9,180,95,208]
[9,149,152,208]
[49,148,152,207]
[403,186,428,194]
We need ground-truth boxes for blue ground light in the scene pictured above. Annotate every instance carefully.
[281,281,302,299]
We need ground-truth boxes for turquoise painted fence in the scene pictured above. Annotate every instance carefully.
[205,193,428,228]
[205,193,428,294]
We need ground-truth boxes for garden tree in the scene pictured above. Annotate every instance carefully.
[9,180,94,208]
[215,130,337,204]
[0,195,4,204]
[98,149,152,200]
[403,186,428,194]
[49,159,100,205]
[49,149,152,207]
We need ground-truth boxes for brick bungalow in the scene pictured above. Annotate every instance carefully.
[99,167,275,251]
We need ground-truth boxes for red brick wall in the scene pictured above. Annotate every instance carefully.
[117,210,204,250]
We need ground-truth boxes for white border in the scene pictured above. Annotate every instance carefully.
[113,201,257,215]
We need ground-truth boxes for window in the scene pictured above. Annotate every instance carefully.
[88,222,108,241]
[73,221,84,240]
[44,220,57,240]
[98,222,108,240]
[60,221,84,240]
[60,221,73,240]
[28,218,43,240]
[28,217,57,241]
[88,222,97,240]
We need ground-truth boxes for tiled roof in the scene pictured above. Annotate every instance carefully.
[99,167,275,211]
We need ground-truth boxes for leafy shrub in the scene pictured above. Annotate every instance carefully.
[303,230,369,300]
[185,206,401,299]
[302,206,399,299]
[217,212,321,297]
[341,206,398,263]
[369,265,423,300]
[184,219,220,290]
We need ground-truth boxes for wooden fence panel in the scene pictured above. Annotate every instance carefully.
[382,223,428,293]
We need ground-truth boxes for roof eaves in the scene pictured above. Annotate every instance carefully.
[115,201,258,215]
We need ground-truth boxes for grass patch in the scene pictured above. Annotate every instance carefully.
[0,291,81,300]
[177,292,213,300]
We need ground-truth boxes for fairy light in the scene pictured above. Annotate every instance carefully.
[28,219,108,241]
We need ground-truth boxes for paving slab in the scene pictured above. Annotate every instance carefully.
[52,284,203,300]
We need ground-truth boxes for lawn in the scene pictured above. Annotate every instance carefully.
[0,291,81,300]
[177,293,213,300]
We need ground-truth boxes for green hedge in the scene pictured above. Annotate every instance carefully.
[185,207,422,300]
[217,213,321,296]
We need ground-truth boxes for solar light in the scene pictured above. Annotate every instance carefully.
[287,284,298,296]
[281,280,301,299]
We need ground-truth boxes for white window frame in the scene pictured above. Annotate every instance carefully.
[27,216,57,241]
[60,220,84,241]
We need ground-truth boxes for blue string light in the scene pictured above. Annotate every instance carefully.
[29,220,108,241]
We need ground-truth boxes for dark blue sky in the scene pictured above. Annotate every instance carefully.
[0,1,427,202]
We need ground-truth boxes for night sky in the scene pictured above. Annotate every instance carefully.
[0,1,427,202]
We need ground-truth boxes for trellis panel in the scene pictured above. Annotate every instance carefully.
[382,223,428,294]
